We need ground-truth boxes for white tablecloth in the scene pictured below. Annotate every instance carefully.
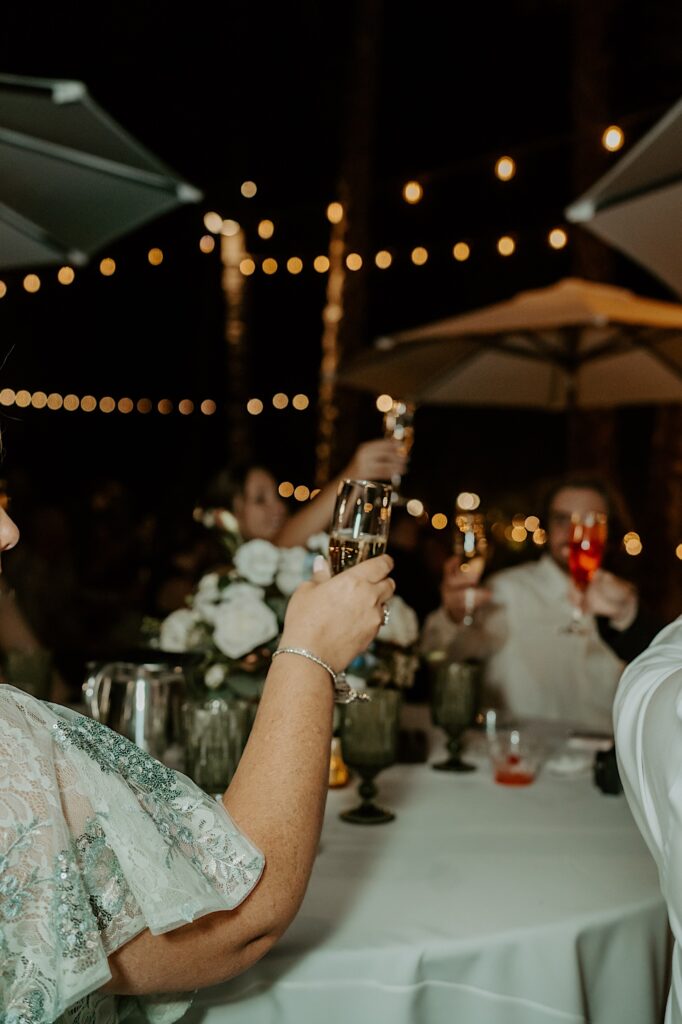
[185,710,671,1024]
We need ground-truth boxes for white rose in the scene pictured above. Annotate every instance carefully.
[220,582,266,603]
[204,663,227,690]
[377,595,419,647]
[159,608,199,652]
[276,546,308,595]
[212,598,279,660]
[234,539,280,586]
[215,509,240,534]
[197,572,221,600]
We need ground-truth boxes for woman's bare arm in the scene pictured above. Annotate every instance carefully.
[104,555,394,995]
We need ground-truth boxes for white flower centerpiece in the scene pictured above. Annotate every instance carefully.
[158,538,312,702]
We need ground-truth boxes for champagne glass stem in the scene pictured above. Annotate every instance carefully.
[463,586,475,626]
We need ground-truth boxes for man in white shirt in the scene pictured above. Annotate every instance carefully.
[613,616,682,1024]
[422,477,657,733]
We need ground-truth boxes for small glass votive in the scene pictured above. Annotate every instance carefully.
[182,697,250,796]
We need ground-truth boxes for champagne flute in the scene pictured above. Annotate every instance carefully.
[382,399,415,498]
[326,479,393,768]
[328,479,392,574]
[453,512,489,625]
[563,510,608,634]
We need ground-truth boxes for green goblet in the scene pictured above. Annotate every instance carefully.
[430,660,480,772]
[340,688,401,824]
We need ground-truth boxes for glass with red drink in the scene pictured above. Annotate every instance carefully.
[565,510,608,633]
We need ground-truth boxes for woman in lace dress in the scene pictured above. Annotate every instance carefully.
[0,500,394,1024]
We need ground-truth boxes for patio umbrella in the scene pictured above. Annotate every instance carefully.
[338,277,682,409]
[0,73,201,269]
[565,97,682,298]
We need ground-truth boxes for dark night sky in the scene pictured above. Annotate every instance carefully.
[0,1,681,531]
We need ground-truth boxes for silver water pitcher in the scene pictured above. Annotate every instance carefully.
[83,659,187,758]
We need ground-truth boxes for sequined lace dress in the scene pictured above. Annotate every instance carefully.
[0,686,265,1024]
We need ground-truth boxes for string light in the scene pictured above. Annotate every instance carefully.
[431,513,448,530]
[199,235,216,253]
[294,485,310,501]
[118,398,134,414]
[147,248,164,266]
[0,282,6,298]
[258,219,274,240]
[23,274,40,292]
[326,202,343,224]
[292,394,309,410]
[200,400,216,415]
[15,391,31,408]
[411,246,428,265]
[375,250,392,269]
[80,395,97,412]
[137,398,152,413]
[313,255,330,273]
[64,395,79,412]
[58,267,75,285]
[602,125,624,152]
[624,531,643,556]
[402,181,423,204]
[376,394,394,413]
[287,257,303,274]
[548,228,568,250]
[157,399,173,415]
[346,253,363,271]
[406,499,424,517]
[676,544,682,560]
[240,180,257,198]
[497,236,516,256]
[524,515,540,531]
[47,393,63,410]
[100,397,116,413]
[457,492,480,510]
[533,528,547,545]
[239,258,256,276]
[272,393,289,409]
[221,219,240,237]
[453,242,471,261]
[511,525,527,542]
[279,481,294,498]
[310,488,321,500]
[262,258,278,275]
[99,258,116,276]
[203,212,223,233]
[0,389,15,406]
[495,156,516,181]
[247,398,263,415]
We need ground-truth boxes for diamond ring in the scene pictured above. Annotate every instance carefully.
[382,605,391,626]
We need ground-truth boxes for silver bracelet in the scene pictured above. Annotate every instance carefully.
[272,647,370,705]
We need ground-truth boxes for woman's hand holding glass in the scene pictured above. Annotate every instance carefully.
[279,555,395,677]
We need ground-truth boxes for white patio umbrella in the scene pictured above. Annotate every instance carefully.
[0,73,201,269]
[338,277,682,408]
[565,97,682,298]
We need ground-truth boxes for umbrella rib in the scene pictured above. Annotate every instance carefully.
[0,127,184,194]
[0,201,74,259]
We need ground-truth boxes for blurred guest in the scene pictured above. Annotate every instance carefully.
[422,474,664,733]
[613,616,682,1023]
[202,438,406,550]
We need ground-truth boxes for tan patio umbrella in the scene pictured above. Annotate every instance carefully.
[565,97,682,299]
[338,277,682,409]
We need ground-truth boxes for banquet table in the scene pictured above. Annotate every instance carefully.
[184,709,671,1024]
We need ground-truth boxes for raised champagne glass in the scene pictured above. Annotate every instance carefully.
[382,399,415,499]
[327,478,392,784]
[563,509,608,633]
[453,511,489,625]
[328,479,392,574]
